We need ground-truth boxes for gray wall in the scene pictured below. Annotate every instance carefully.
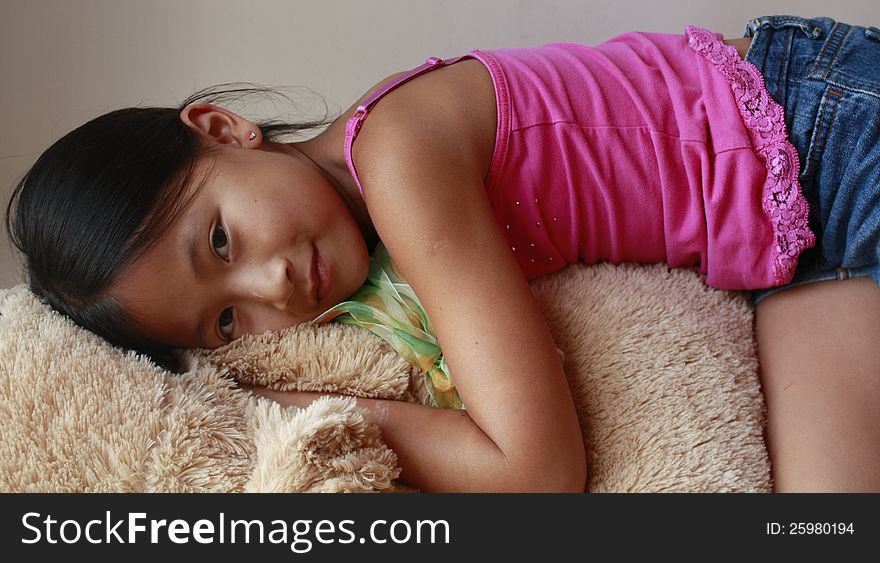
[2,0,877,287]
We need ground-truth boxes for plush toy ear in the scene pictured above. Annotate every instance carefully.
[245,395,409,493]
[183,321,424,403]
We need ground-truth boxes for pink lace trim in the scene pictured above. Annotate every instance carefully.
[686,25,816,285]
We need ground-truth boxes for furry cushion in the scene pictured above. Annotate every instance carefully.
[0,261,771,492]
[0,287,401,493]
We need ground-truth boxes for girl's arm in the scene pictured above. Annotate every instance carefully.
[261,77,586,492]
[244,386,564,492]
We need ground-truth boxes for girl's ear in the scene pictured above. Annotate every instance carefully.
[178,103,261,147]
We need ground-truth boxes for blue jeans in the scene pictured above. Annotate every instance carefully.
[745,16,880,306]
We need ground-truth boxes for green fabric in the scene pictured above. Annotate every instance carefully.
[311,242,464,410]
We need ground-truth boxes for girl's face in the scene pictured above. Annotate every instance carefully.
[109,142,371,349]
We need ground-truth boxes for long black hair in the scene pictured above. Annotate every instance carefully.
[5,83,338,372]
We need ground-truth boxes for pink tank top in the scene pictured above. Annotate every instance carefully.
[344,26,815,290]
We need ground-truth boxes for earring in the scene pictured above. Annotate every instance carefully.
[248,131,257,141]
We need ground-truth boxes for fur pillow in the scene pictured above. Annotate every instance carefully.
[0,285,401,492]
[0,261,771,492]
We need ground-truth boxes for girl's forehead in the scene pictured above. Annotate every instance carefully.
[173,156,223,207]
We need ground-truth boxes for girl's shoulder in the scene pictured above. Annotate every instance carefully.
[343,58,498,184]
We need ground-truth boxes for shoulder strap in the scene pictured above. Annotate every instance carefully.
[346,55,470,138]
[344,55,471,198]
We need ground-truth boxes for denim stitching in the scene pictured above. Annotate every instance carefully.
[750,16,826,41]
[810,24,880,99]
[822,26,852,78]
[781,29,796,107]
[821,25,880,98]
[805,87,843,178]
[822,76,880,99]
[809,23,839,77]
[810,23,850,80]
[819,89,844,164]
[802,89,829,178]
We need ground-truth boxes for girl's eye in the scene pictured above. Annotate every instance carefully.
[211,224,230,259]
[218,307,235,341]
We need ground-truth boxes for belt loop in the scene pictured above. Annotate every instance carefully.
[744,17,763,38]
[810,22,851,80]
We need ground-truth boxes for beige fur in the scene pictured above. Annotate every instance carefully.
[0,261,771,492]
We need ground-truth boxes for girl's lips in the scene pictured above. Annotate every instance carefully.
[309,247,320,306]
[315,246,331,303]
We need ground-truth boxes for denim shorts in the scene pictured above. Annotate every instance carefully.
[744,16,880,306]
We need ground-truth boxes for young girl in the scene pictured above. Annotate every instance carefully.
[6,15,879,492]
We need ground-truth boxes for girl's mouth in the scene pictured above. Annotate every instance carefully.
[314,245,332,304]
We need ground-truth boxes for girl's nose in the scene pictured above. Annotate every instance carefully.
[237,256,293,310]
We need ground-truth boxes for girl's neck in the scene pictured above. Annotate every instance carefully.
[282,123,380,252]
